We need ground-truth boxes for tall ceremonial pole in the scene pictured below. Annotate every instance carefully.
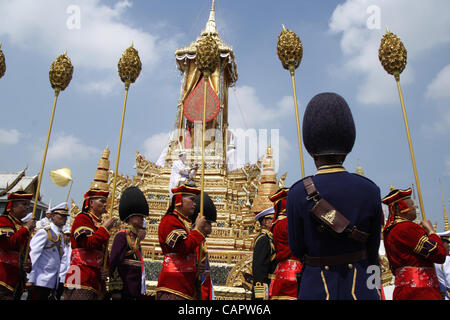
[277,26,305,178]
[196,34,219,219]
[378,28,426,220]
[32,52,73,220]
[109,43,142,218]
[22,53,73,293]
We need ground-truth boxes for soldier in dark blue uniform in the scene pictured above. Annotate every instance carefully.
[287,92,382,300]
[251,207,276,300]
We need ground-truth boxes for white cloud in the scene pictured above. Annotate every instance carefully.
[0,128,21,145]
[75,76,118,96]
[142,131,171,162]
[228,85,292,129]
[329,0,450,106]
[0,0,179,94]
[44,133,100,162]
[446,156,450,177]
[426,65,450,101]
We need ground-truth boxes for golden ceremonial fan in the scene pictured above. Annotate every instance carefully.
[49,168,72,187]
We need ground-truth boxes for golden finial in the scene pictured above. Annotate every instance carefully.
[389,185,395,191]
[196,34,219,76]
[355,160,365,176]
[277,25,303,72]
[118,43,142,86]
[378,28,407,80]
[0,42,6,79]
[49,52,74,92]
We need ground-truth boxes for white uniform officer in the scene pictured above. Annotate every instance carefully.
[27,202,69,300]
[435,230,450,300]
[56,224,71,300]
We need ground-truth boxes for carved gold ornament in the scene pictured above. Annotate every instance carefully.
[49,52,74,91]
[0,42,5,79]
[118,44,142,84]
[277,25,303,71]
[196,34,219,75]
[378,29,407,79]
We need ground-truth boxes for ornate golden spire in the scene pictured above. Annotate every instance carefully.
[355,160,365,176]
[251,146,279,215]
[203,0,217,36]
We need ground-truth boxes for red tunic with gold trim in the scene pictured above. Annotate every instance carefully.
[156,209,205,300]
[270,216,302,300]
[0,213,31,293]
[64,211,110,295]
[384,219,447,300]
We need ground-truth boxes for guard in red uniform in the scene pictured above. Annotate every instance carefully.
[156,183,212,300]
[269,188,302,300]
[63,189,116,300]
[0,191,36,300]
[382,187,447,300]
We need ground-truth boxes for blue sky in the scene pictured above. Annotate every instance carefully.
[1,0,449,230]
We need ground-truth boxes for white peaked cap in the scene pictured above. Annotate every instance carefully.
[51,202,68,212]
[22,212,33,222]
[254,207,275,221]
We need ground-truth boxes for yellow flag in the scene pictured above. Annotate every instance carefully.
[49,168,72,187]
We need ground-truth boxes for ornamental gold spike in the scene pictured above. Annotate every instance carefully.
[196,34,219,75]
[49,52,74,91]
[378,28,407,79]
[277,25,303,72]
[0,42,6,79]
[118,43,142,84]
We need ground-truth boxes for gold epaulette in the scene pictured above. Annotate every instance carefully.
[254,282,268,300]
[73,226,95,240]
[165,229,187,248]
[0,227,14,237]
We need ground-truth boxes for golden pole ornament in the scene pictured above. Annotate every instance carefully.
[24,52,73,278]
[378,29,426,221]
[196,34,219,219]
[109,43,142,218]
[31,52,73,221]
[277,25,305,178]
[0,42,6,79]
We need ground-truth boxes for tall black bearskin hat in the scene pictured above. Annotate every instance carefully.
[190,192,217,224]
[302,92,356,156]
[119,186,149,222]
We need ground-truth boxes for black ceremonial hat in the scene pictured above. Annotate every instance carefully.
[190,192,217,223]
[119,186,149,222]
[302,92,356,156]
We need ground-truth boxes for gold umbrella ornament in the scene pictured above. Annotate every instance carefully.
[378,28,426,220]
